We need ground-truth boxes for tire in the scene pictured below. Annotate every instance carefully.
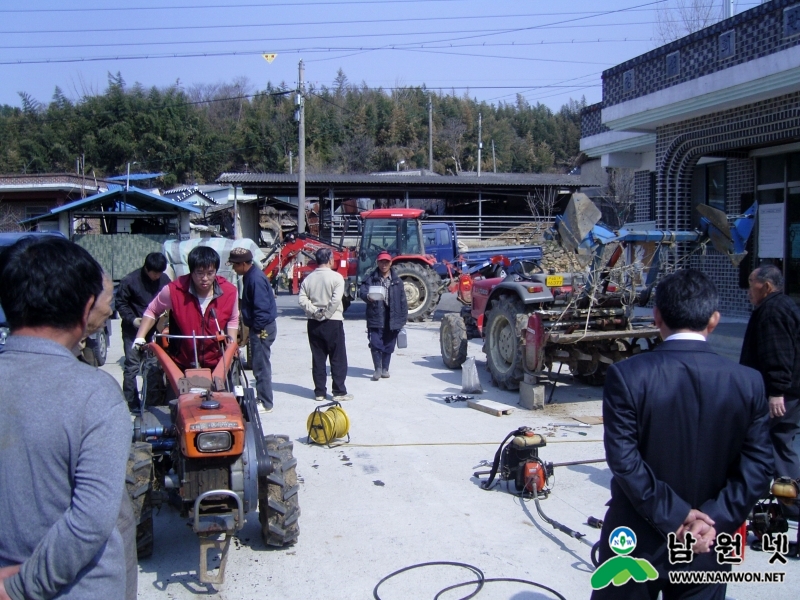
[259,434,300,547]
[393,262,441,322]
[484,295,527,390]
[94,330,108,366]
[440,313,468,369]
[126,442,154,559]
[342,296,352,313]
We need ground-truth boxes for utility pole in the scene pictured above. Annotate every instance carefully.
[289,150,293,174]
[723,0,734,19]
[297,60,306,234]
[428,96,433,172]
[491,140,496,173]
[477,112,482,178]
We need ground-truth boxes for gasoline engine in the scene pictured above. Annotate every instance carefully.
[476,426,597,551]
[481,426,553,494]
[749,476,799,555]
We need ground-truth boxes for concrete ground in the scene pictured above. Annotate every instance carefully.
[99,294,797,600]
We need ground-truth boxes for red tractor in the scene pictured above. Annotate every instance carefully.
[263,208,442,321]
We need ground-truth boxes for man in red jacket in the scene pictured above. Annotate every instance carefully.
[133,246,239,371]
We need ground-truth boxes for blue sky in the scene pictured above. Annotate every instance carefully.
[0,0,756,111]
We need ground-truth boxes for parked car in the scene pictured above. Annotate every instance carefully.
[0,232,111,365]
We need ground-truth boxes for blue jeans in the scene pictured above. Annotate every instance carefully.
[249,321,277,409]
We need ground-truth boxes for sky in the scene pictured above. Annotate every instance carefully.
[0,0,759,111]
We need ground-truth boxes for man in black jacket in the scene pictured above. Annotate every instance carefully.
[740,264,800,480]
[358,251,408,381]
[592,269,772,600]
[229,247,277,412]
[116,252,170,410]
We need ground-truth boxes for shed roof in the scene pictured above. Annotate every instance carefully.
[21,186,200,223]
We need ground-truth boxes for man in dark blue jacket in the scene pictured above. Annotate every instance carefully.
[116,252,170,410]
[229,247,277,412]
[592,269,772,600]
[358,251,408,381]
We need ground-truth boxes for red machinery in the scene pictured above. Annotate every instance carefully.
[263,209,442,321]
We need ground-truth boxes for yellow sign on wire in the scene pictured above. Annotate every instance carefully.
[262,53,277,63]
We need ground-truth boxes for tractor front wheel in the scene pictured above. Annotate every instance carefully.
[126,441,154,559]
[394,262,440,322]
[259,435,300,547]
[440,313,468,369]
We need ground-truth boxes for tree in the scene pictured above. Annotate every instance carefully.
[655,0,723,43]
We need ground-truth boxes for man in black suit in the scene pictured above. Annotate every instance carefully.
[591,269,772,600]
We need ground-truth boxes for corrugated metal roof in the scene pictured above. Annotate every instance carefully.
[21,186,201,222]
[217,172,582,187]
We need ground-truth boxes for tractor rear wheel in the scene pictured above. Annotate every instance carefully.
[126,442,154,558]
[259,435,300,547]
[484,295,527,390]
[394,262,440,322]
[440,313,468,369]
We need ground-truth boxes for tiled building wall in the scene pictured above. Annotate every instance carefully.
[633,171,652,222]
[580,103,608,138]
[603,0,800,106]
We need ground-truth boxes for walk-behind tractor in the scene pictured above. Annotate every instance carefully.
[441,193,757,389]
[128,330,299,585]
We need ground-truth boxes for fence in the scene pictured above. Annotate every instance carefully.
[331,214,552,242]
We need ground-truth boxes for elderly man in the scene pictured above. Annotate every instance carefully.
[298,248,352,402]
[229,247,277,412]
[0,236,132,600]
[740,264,800,480]
[592,269,772,600]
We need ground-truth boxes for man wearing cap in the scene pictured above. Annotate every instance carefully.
[358,250,408,380]
[229,247,277,413]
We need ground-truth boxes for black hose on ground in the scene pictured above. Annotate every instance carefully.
[372,561,567,600]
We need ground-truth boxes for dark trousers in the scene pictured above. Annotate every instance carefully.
[368,327,398,369]
[121,331,162,409]
[307,319,348,397]
[249,321,277,409]
[770,395,800,479]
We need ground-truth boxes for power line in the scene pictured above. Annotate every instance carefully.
[0,0,470,14]
[0,7,665,36]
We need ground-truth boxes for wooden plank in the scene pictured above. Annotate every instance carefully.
[573,415,603,425]
[467,399,514,417]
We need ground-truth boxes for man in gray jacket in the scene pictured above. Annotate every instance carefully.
[0,236,132,600]
[299,248,352,402]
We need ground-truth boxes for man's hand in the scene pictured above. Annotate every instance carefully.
[769,396,786,418]
[677,509,716,554]
[314,308,326,321]
[0,565,20,600]
[133,317,143,328]
[133,337,147,352]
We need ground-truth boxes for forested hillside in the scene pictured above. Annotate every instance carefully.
[0,71,584,188]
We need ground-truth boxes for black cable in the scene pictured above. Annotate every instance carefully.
[373,561,485,600]
[434,577,567,600]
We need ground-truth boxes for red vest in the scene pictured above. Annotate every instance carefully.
[167,274,237,370]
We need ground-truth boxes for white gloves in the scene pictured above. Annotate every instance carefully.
[133,337,147,351]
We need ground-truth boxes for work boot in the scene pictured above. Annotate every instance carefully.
[371,349,382,381]
[381,352,391,378]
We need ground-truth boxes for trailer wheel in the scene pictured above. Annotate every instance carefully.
[394,262,440,322]
[440,313,468,369]
[259,435,300,547]
[126,441,154,559]
[485,295,526,390]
